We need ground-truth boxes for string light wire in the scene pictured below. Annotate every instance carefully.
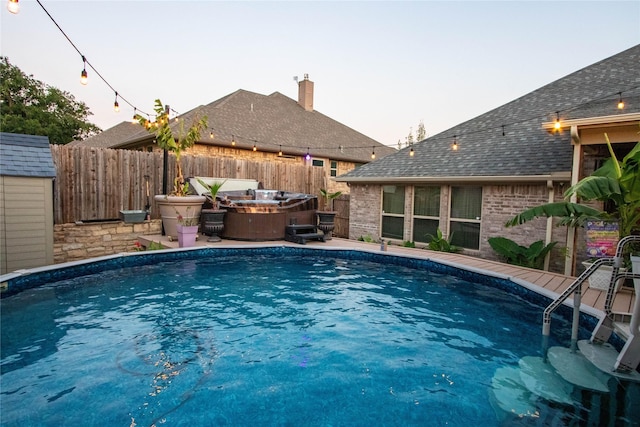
[12,1,639,154]
[33,0,149,117]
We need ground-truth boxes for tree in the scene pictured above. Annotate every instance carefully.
[0,56,101,144]
[401,121,427,148]
[415,120,426,142]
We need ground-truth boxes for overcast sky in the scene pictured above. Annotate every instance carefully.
[1,1,639,147]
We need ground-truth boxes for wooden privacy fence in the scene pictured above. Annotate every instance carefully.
[332,194,350,238]
[50,145,327,225]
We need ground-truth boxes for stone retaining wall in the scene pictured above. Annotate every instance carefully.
[53,220,162,264]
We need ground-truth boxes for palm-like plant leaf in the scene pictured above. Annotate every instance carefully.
[504,202,604,228]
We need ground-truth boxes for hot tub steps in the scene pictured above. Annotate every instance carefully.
[285,224,326,244]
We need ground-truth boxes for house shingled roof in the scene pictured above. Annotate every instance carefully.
[77,89,396,163]
[0,132,56,178]
[67,121,143,148]
[337,44,640,182]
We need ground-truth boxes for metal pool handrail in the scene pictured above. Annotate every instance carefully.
[542,235,640,353]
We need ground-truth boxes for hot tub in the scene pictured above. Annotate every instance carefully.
[219,190,318,241]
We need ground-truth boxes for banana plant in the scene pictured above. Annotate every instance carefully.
[506,134,640,238]
[488,237,557,270]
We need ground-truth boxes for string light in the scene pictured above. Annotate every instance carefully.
[278,145,283,156]
[305,147,311,161]
[113,92,119,112]
[80,56,88,85]
[371,147,376,159]
[7,0,19,14]
[209,131,214,139]
[409,147,414,157]
[452,135,458,151]
[231,135,236,146]
[131,108,138,124]
[253,142,257,152]
[554,112,561,130]
[617,92,625,110]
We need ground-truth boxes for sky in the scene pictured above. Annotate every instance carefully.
[1,1,639,147]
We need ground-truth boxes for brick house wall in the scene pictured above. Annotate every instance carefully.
[348,182,571,273]
[348,184,383,240]
[481,183,568,272]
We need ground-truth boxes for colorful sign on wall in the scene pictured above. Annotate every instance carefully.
[585,220,619,257]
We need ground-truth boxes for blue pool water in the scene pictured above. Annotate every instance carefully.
[0,248,616,426]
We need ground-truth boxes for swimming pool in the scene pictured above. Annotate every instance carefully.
[0,247,634,426]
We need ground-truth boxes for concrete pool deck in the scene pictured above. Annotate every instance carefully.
[139,234,636,332]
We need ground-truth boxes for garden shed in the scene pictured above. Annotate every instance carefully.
[0,132,56,275]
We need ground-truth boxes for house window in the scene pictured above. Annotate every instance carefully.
[312,159,324,167]
[413,186,440,243]
[449,186,482,250]
[381,185,405,239]
[330,161,338,177]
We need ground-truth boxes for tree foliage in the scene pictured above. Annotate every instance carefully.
[137,99,207,196]
[0,56,101,144]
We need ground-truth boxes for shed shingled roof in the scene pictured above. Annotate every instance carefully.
[0,132,56,178]
[78,89,396,163]
[338,44,640,182]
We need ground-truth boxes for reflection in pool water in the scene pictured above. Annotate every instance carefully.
[0,248,635,426]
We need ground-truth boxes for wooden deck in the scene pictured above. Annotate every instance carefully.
[139,235,636,325]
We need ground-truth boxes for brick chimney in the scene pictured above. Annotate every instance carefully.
[298,74,314,112]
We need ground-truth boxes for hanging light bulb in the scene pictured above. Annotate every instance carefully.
[253,142,257,152]
[305,148,311,161]
[409,147,414,157]
[7,0,19,14]
[371,147,376,160]
[452,136,458,151]
[278,145,283,156]
[131,108,138,124]
[209,131,214,139]
[113,92,119,112]
[231,135,236,146]
[554,112,561,131]
[80,56,88,85]
[617,92,625,110]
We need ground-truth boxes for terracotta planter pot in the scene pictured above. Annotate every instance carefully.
[155,195,206,239]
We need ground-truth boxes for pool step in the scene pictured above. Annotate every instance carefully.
[489,366,539,419]
[284,224,326,245]
[577,340,640,383]
[546,346,610,392]
[490,342,640,422]
[518,356,574,404]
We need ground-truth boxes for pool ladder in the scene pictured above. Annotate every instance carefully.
[542,234,640,378]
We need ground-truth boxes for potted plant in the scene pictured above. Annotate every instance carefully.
[317,189,342,240]
[137,99,208,240]
[197,178,227,242]
[176,206,200,248]
[506,134,640,288]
